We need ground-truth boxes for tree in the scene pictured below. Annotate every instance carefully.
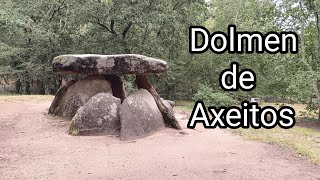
[0,0,208,97]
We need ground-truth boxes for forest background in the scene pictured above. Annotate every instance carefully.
[1,0,320,119]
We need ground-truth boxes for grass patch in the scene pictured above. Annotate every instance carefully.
[175,100,194,111]
[0,94,54,101]
[233,127,320,164]
[259,102,318,120]
[175,100,193,106]
[175,106,193,111]
[177,100,320,164]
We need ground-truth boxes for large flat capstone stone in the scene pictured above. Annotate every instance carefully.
[119,89,165,141]
[53,54,168,75]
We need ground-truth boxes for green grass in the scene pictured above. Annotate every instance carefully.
[177,100,320,164]
[233,127,320,164]
[175,100,193,106]
[0,94,54,101]
[175,100,194,111]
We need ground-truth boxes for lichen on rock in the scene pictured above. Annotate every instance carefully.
[71,93,121,135]
[119,89,165,141]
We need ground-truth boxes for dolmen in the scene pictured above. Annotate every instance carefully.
[48,54,181,141]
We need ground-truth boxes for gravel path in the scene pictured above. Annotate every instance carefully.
[0,101,319,180]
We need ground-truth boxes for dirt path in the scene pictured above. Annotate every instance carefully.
[0,101,320,180]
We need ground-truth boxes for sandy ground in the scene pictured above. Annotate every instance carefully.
[1,101,320,180]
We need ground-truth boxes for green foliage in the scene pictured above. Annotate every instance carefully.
[192,84,238,107]
[287,69,316,102]
[124,80,135,95]
[0,0,319,122]
[0,0,208,95]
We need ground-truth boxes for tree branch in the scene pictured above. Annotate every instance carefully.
[122,21,133,38]
[49,0,66,21]
[96,19,117,36]
[157,21,165,37]
[110,19,117,35]
[173,1,186,10]
[97,21,111,33]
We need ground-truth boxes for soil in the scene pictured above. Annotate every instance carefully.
[1,101,320,180]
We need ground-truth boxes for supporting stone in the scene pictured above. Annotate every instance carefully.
[49,80,77,115]
[135,74,182,130]
[105,75,127,102]
[49,76,113,118]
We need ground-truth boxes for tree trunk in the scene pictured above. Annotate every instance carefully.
[25,81,31,95]
[314,5,320,121]
[301,18,320,120]
[135,74,182,130]
[4,76,9,85]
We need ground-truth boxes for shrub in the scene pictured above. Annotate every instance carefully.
[192,84,238,107]
[124,80,135,95]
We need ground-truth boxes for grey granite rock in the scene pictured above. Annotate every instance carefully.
[120,89,165,141]
[51,76,112,118]
[53,54,168,75]
[72,93,121,135]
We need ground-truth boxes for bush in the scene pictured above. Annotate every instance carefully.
[192,84,238,107]
[124,80,135,95]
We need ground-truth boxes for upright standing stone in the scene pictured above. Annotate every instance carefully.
[50,76,112,118]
